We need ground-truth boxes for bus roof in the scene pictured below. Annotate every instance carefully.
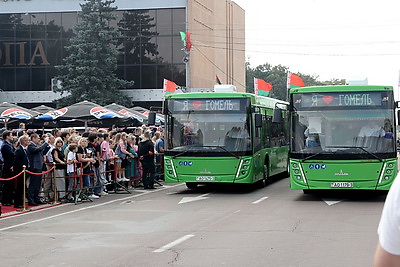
[290,85,393,94]
[165,92,288,110]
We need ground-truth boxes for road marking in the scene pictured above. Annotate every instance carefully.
[321,198,345,206]
[0,183,185,232]
[178,193,210,204]
[153,234,195,253]
[252,196,269,204]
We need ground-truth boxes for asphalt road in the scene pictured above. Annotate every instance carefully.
[0,176,387,267]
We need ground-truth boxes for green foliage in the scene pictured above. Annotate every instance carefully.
[246,62,341,101]
[55,0,132,107]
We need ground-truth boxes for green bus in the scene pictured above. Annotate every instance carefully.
[163,91,289,189]
[289,85,397,192]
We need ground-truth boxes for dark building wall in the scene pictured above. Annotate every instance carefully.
[0,8,186,92]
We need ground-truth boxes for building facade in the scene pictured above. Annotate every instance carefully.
[0,0,245,107]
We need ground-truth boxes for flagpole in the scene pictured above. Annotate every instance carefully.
[185,1,190,92]
[185,51,190,92]
[286,72,291,102]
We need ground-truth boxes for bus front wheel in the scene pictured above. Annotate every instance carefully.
[186,182,198,190]
[255,164,268,188]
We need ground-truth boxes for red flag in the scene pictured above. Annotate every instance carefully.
[163,79,177,96]
[216,75,222,85]
[287,73,305,89]
[186,32,192,52]
[254,77,272,97]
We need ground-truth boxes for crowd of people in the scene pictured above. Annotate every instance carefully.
[0,123,165,216]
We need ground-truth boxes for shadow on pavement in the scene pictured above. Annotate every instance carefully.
[296,189,388,203]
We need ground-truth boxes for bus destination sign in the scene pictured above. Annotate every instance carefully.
[295,92,388,108]
[172,99,244,112]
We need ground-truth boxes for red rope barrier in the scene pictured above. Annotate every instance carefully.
[26,167,55,176]
[0,170,24,181]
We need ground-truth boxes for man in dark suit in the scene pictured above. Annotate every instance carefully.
[13,135,30,208]
[138,131,156,189]
[1,130,15,206]
[26,133,50,206]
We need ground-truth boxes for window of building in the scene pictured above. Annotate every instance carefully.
[0,7,187,92]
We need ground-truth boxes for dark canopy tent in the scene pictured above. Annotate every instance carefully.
[131,106,164,125]
[0,102,41,129]
[105,103,146,125]
[36,100,140,129]
[31,105,54,114]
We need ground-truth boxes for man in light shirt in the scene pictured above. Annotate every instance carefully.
[358,120,385,138]
[374,173,400,266]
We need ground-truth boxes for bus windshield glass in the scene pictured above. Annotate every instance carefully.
[291,91,395,158]
[166,98,251,154]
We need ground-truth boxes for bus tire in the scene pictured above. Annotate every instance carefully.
[258,163,268,187]
[263,161,269,180]
[186,182,198,190]
[255,178,265,188]
[303,189,312,194]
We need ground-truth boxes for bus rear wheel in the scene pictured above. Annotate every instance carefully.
[186,182,198,190]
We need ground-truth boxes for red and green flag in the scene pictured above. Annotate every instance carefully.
[163,79,177,96]
[254,77,272,97]
[287,73,305,89]
[180,31,192,52]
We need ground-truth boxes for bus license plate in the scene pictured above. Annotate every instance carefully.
[196,176,215,181]
[330,182,353,188]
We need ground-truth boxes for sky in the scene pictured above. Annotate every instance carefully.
[233,0,400,98]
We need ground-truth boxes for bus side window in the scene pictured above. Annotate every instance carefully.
[264,115,271,148]
[271,114,284,147]
[254,115,262,151]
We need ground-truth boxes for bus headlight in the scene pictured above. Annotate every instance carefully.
[294,169,300,174]
[296,176,301,180]
[292,163,298,168]
[388,163,394,168]
[384,176,390,180]
[386,170,392,174]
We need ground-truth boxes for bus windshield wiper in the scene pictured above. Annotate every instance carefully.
[302,151,325,161]
[326,146,382,161]
[171,150,189,159]
[202,145,240,159]
[171,145,202,159]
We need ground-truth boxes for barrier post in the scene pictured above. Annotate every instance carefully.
[52,162,60,205]
[21,165,30,212]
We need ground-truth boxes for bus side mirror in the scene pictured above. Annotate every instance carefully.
[255,114,262,128]
[272,108,282,123]
[396,101,400,109]
[397,110,400,126]
[148,112,156,125]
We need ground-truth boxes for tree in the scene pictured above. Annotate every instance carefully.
[55,0,132,106]
[117,10,158,65]
[246,62,330,101]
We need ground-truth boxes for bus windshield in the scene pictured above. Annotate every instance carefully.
[166,98,251,155]
[291,92,395,158]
